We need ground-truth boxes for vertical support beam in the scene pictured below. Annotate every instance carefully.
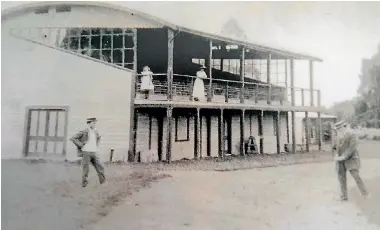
[43,111,50,153]
[317,89,322,151]
[218,109,224,159]
[128,29,138,162]
[286,111,290,144]
[239,47,245,103]
[240,109,245,156]
[63,108,69,156]
[130,109,138,162]
[291,111,296,153]
[317,112,322,151]
[276,111,281,154]
[290,59,295,106]
[194,108,201,159]
[167,29,174,100]
[133,29,137,71]
[206,115,211,157]
[207,40,213,102]
[258,110,264,154]
[200,112,203,159]
[290,59,296,154]
[249,112,252,136]
[305,111,310,152]
[148,114,152,150]
[157,114,163,161]
[166,107,173,163]
[221,44,226,72]
[23,108,32,157]
[54,111,59,153]
[267,53,272,105]
[285,59,288,89]
[309,60,314,106]
[301,89,305,106]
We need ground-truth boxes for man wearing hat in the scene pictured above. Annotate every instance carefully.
[70,118,106,187]
[333,120,368,201]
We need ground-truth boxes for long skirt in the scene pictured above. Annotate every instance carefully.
[141,75,154,92]
[192,78,205,101]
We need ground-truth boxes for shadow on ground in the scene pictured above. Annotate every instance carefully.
[349,176,380,228]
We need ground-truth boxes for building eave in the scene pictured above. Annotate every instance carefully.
[2,1,323,62]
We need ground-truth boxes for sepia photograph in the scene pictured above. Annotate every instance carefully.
[1,1,380,230]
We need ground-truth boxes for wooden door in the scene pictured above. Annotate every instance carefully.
[25,107,68,157]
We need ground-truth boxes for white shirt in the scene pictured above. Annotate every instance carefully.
[196,70,207,79]
[82,128,98,152]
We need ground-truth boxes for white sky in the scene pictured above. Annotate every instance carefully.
[2,1,380,107]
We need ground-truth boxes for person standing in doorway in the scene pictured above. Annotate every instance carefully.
[333,120,369,201]
[192,65,207,101]
[70,118,106,187]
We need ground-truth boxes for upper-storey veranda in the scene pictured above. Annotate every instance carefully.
[11,26,323,111]
[130,28,322,112]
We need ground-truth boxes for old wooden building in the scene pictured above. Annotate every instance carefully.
[2,2,326,162]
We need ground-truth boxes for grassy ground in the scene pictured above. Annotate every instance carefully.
[131,140,380,172]
[137,151,334,172]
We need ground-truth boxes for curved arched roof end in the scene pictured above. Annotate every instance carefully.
[2,1,323,62]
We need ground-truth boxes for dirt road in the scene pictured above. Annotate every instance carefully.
[92,159,380,230]
[2,141,380,230]
[1,160,168,230]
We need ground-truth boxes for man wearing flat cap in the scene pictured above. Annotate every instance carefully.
[70,118,106,187]
[333,120,368,201]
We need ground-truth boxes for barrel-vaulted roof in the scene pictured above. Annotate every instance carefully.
[2,1,323,62]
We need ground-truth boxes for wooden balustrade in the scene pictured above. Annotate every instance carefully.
[135,73,319,107]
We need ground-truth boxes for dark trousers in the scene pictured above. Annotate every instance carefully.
[337,163,368,199]
[82,151,105,185]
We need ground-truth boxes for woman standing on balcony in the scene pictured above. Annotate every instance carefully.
[140,66,154,99]
[192,65,207,101]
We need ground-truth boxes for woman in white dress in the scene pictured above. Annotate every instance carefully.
[192,66,207,101]
[140,66,154,99]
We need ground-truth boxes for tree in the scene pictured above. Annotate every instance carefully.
[355,44,380,128]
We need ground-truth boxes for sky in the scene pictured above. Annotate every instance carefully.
[2,1,380,107]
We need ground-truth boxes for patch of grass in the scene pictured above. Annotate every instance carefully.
[25,158,47,164]
[146,151,333,172]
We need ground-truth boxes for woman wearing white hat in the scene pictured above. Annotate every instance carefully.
[140,66,154,99]
[192,65,207,101]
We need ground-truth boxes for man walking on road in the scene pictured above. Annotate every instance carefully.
[333,120,369,201]
[70,118,106,187]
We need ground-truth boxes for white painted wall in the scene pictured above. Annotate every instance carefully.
[2,29,133,162]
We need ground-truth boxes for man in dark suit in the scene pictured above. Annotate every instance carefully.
[70,118,106,187]
[333,120,369,201]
